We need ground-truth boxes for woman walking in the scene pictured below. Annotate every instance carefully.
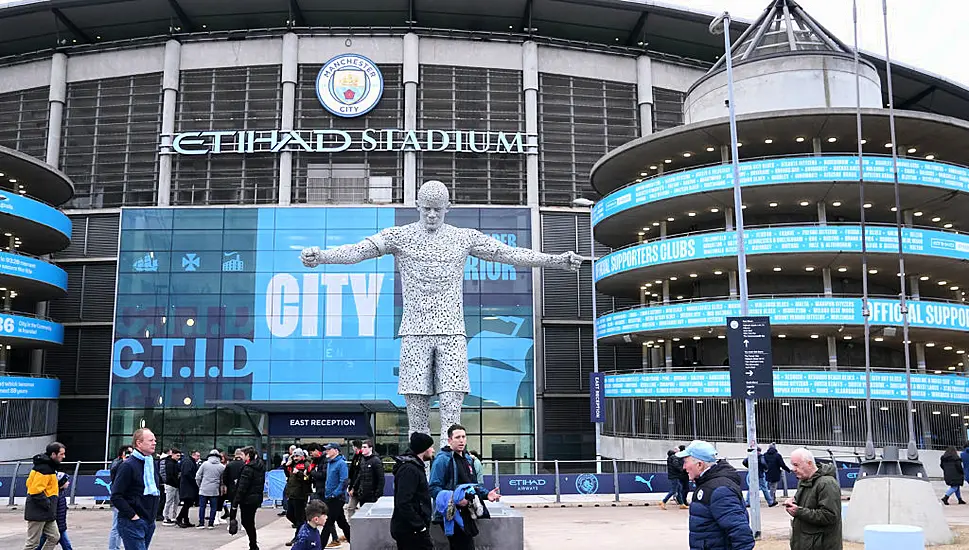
[232,446,267,550]
[941,446,966,505]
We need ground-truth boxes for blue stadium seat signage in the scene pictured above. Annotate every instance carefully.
[0,314,63,345]
[0,251,67,291]
[0,375,60,399]
[594,225,969,281]
[606,371,969,404]
[0,191,71,239]
[593,156,969,225]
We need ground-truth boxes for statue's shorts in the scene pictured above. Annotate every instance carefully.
[397,334,470,395]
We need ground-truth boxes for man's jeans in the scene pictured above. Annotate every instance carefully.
[117,516,156,550]
[37,530,73,550]
[163,485,179,520]
[662,478,681,504]
[745,474,775,506]
[108,507,122,550]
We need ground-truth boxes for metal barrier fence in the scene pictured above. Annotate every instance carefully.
[0,453,862,507]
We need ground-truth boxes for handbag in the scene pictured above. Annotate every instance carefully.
[228,517,239,535]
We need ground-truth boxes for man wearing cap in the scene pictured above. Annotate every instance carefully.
[678,440,754,550]
[320,443,350,548]
[392,433,436,550]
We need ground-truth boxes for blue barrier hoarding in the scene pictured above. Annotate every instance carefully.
[596,298,969,337]
[594,225,969,281]
[0,375,59,399]
[0,191,71,239]
[605,370,969,404]
[593,156,969,225]
[0,313,63,345]
[0,251,67,291]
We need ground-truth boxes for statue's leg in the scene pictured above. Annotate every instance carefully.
[433,335,470,449]
[403,394,432,436]
[438,391,465,449]
[398,336,435,437]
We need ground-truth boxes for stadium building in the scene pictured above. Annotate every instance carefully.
[0,0,967,467]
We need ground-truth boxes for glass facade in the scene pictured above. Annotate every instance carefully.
[0,86,48,161]
[110,206,536,460]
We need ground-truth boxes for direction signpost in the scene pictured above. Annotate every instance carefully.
[727,316,774,399]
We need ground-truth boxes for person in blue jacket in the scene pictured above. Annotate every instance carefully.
[319,443,350,547]
[37,473,72,550]
[678,440,755,550]
[961,445,969,485]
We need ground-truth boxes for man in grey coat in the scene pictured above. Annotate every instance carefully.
[195,450,225,529]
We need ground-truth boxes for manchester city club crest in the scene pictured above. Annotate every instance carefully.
[575,473,599,495]
[316,53,384,118]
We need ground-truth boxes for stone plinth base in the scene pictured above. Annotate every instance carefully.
[349,497,524,550]
[844,477,952,546]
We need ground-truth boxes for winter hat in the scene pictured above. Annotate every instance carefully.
[56,472,69,487]
[292,448,307,458]
[207,449,221,458]
[409,432,434,455]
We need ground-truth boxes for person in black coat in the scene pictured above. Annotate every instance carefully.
[392,433,436,550]
[231,446,266,550]
[941,446,966,505]
[661,449,685,509]
[764,443,792,501]
[352,440,386,508]
[175,450,201,528]
[223,449,246,519]
[111,429,163,550]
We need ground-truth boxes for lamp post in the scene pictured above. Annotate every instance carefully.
[572,196,601,473]
[710,12,761,537]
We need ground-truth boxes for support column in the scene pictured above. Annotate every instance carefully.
[636,56,653,137]
[403,33,419,206]
[523,41,539,207]
[827,337,838,369]
[659,221,667,239]
[910,277,920,300]
[812,137,822,155]
[32,53,68,375]
[278,33,298,206]
[817,201,827,225]
[157,40,181,206]
[822,268,833,296]
[729,272,738,298]
[725,208,733,230]
[915,343,927,372]
[664,341,673,371]
[662,280,670,304]
[903,211,914,227]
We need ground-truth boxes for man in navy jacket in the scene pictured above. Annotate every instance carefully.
[111,429,162,550]
[678,440,755,550]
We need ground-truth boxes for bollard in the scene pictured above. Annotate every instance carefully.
[612,459,619,503]
[8,461,21,506]
[554,460,561,504]
[69,462,81,505]
[493,460,500,490]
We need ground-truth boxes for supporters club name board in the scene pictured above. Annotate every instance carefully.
[594,226,969,280]
[595,298,969,337]
[605,371,969,404]
[593,156,969,224]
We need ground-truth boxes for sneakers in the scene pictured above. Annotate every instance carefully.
[214,517,224,526]
[163,519,175,525]
[658,501,667,510]
[942,496,951,505]
[326,542,343,548]
[197,524,206,529]
[285,539,296,547]
[207,523,215,529]
[679,504,689,509]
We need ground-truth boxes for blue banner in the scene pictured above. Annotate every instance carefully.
[593,156,969,225]
[605,370,969,404]
[590,372,605,423]
[0,375,59,399]
[0,191,71,240]
[0,251,67,292]
[596,298,969,338]
[268,412,368,437]
[0,313,63,345]
[595,225,969,281]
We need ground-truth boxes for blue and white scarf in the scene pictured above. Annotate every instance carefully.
[131,450,160,496]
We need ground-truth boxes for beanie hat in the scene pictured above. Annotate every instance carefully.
[409,432,434,455]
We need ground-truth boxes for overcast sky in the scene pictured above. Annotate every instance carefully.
[0,0,965,86]
[667,0,969,86]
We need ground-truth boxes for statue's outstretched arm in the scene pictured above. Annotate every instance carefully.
[300,239,381,267]
[470,232,582,272]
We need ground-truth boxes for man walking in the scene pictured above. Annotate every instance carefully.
[743,446,776,507]
[108,446,133,548]
[195,449,226,529]
[660,448,685,510]
[429,424,500,550]
[346,440,364,517]
[787,448,842,550]
[351,439,386,514]
[232,446,266,550]
[764,443,791,502]
[111,429,161,550]
[175,450,200,528]
[159,448,181,525]
[678,440,754,550]
[392,433,435,550]
[23,442,66,550]
[223,449,246,525]
[321,443,351,548]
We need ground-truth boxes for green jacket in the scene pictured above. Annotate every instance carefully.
[790,463,843,550]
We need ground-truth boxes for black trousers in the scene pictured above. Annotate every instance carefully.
[287,497,307,538]
[321,497,351,542]
[447,526,475,550]
[232,504,258,549]
[394,529,434,550]
[176,497,195,524]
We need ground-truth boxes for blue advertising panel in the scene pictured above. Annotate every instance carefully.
[0,252,67,291]
[0,313,63,345]
[268,412,368,437]
[605,370,969,404]
[0,191,71,239]
[595,225,969,282]
[596,298,969,338]
[111,207,534,411]
[593,156,969,225]
[0,375,59,399]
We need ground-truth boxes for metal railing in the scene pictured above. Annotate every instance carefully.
[0,399,57,439]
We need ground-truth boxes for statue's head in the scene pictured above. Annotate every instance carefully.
[416,180,450,231]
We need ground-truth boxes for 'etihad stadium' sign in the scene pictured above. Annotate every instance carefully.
[162,129,536,155]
